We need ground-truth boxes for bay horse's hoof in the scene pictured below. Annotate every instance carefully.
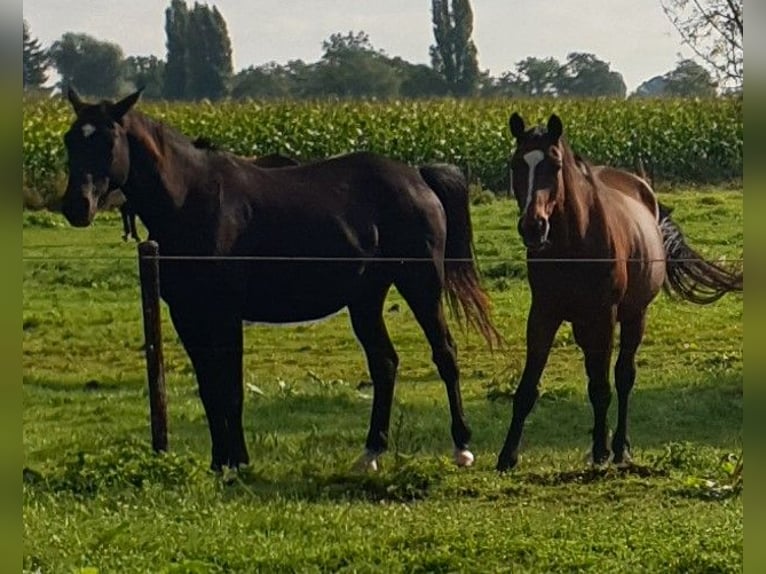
[584,448,611,469]
[353,450,380,473]
[454,448,475,467]
[613,450,633,469]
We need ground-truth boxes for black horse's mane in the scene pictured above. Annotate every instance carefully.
[192,136,222,151]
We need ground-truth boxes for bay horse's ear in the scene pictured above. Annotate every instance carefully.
[547,114,563,141]
[509,112,526,139]
[67,86,86,115]
[109,88,144,121]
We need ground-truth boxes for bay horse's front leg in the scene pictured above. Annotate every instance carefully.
[169,304,249,471]
[612,312,647,466]
[497,303,562,471]
[573,310,617,466]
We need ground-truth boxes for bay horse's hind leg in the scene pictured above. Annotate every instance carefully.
[612,312,646,466]
[573,312,616,466]
[348,284,399,471]
[169,304,249,471]
[395,268,474,466]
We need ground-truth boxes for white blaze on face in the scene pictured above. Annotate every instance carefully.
[82,124,96,138]
[522,150,545,210]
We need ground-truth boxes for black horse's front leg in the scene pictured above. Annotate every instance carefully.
[169,303,249,471]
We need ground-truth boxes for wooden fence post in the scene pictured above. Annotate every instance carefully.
[137,240,168,452]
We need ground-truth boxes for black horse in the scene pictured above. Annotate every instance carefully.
[60,88,500,471]
[113,141,299,243]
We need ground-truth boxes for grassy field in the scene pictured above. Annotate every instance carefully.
[23,190,742,573]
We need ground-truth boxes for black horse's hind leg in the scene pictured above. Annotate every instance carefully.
[119,203,140,242]
[497,304,561,471]
[348,284,398,469]
[396,267,473,465]
[169,304,248,471]
[573,312,616,466]
[128,212,140,242]
[611,313,646,465]
[120,204,131,242]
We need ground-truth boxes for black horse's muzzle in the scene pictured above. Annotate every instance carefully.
[61,176,106,227]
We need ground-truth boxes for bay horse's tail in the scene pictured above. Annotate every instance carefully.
[658,202,743,304]
[419,164,502,348]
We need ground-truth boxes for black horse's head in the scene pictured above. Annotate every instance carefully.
[508,112,565,251]
[61,87,143,227]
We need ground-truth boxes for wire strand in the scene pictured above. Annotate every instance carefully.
[21,254,745,264]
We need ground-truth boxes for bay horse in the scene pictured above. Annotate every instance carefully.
[113,141,299,242]
[59,88,500,472]
[496,112,742,471]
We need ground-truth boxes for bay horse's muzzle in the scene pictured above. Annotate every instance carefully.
[518,216,550,251]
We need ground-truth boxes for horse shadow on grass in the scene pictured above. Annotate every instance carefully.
[25,369,741,504]
[168,369,741,501]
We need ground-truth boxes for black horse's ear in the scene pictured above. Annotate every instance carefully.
[509,112,526,139]
[67,86,86,114]
[547,114,563,141]
[109,88,144,121]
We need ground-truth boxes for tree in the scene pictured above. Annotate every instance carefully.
[23,20,49,90]
[164,1,233,100]
[123,55,166,99]
[633,75,669,97]
[393,59,449,98]
[660,0,742,91]
[557,52,626,97]
[503,56,562,97]
[430,0,480,96]
[308,31,400,99]
[49,33,125,97]
[186,2,233,100]
[633,59,716,98]
[663,59,717,97]
[231,62,297,100]
[163,0,190,99]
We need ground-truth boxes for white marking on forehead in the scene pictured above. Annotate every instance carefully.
[82,124,96,138]
[523,150,545,210]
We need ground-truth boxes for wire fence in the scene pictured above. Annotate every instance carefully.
[21,253,746,264]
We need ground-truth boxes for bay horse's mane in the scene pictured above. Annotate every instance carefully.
[552,135,602,247]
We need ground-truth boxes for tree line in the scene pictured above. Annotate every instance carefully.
[23,0,740,101]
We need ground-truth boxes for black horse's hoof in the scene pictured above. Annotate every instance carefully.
[496,455,518,473]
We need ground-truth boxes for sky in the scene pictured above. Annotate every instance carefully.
[23,0,693,93]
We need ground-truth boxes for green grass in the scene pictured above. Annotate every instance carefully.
[23,191,743,573]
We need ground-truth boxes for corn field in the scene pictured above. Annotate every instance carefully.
[23,96,742,204]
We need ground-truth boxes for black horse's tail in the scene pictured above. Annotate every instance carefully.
[419,163,502,348]
[658,202,743,304]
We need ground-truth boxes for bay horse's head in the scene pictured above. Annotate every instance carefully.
[508,112,565,251]
[61,87,143,227]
